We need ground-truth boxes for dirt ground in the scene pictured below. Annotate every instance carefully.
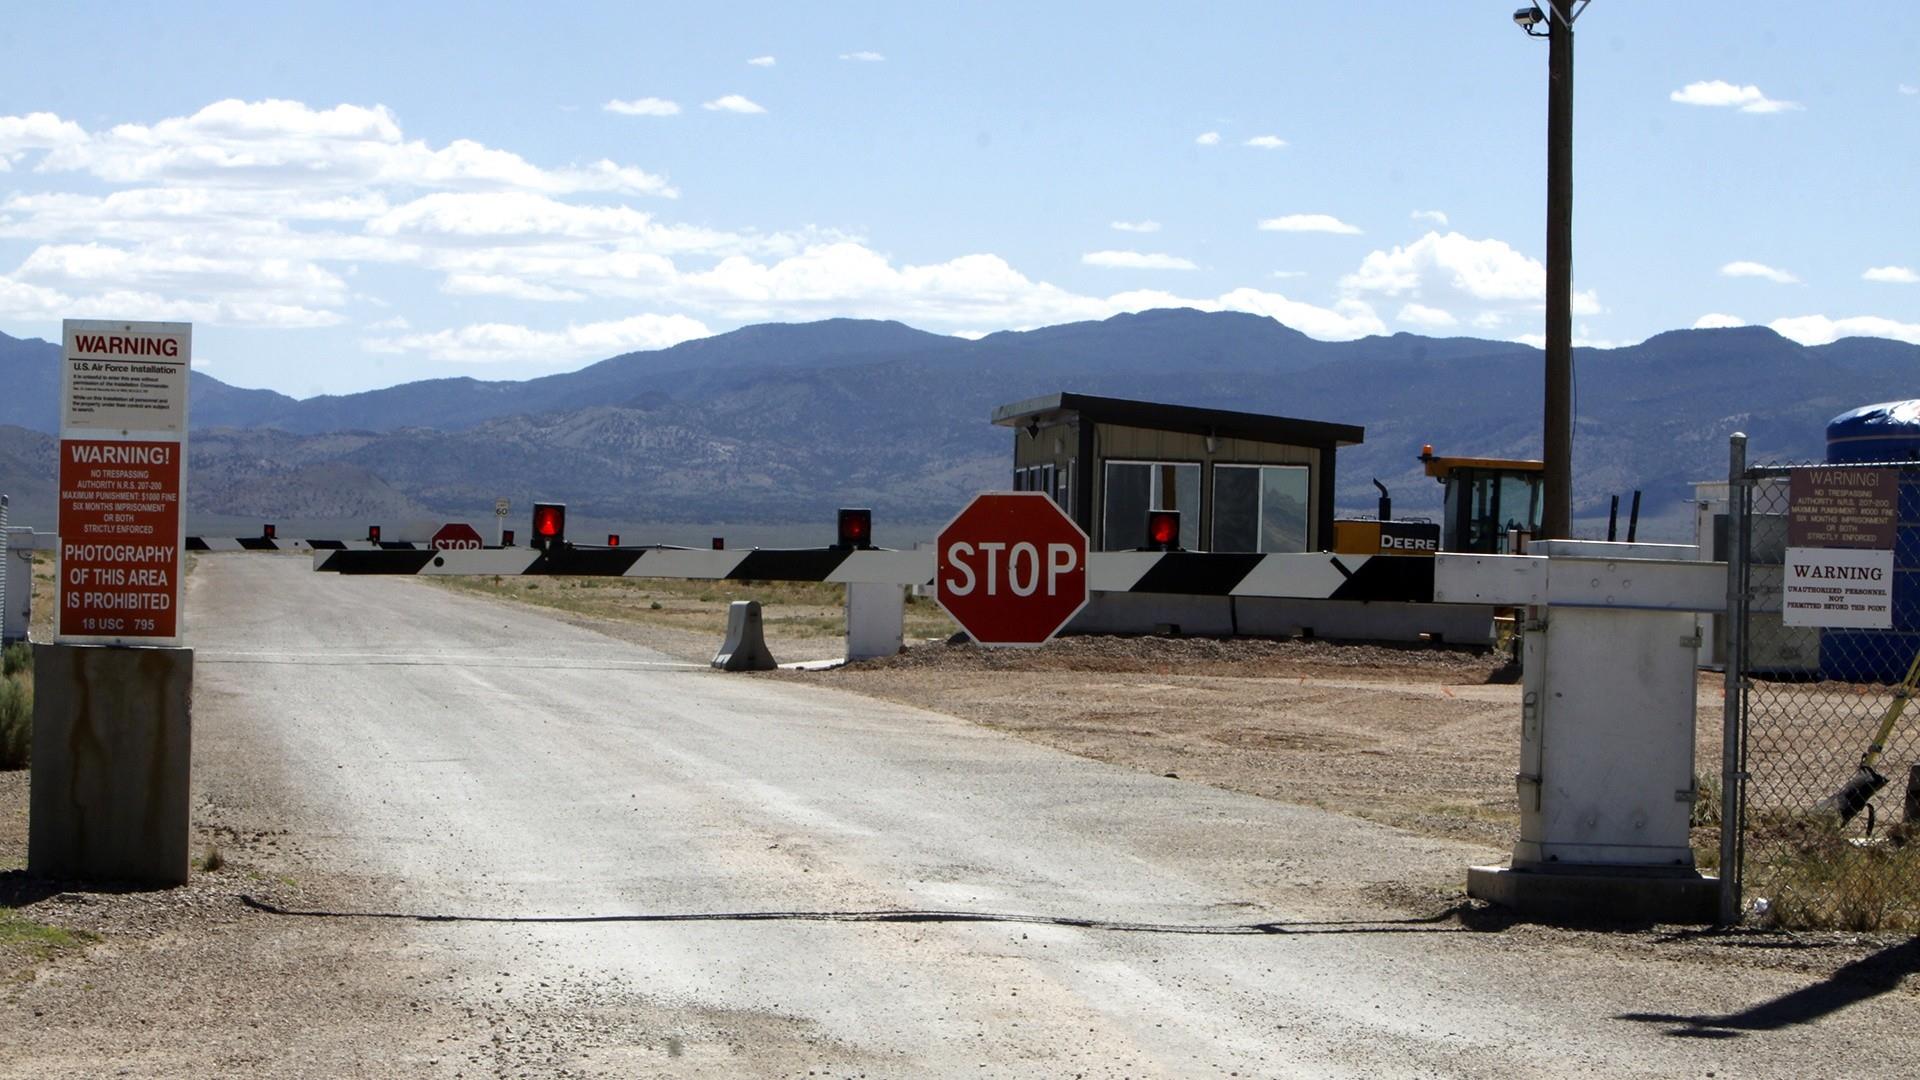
[1,556,1915,1077]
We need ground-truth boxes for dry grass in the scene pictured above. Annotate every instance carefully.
[433,574,959,644]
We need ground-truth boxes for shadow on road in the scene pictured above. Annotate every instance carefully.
[241,895,1488,937]
[1615,937,1920,1039]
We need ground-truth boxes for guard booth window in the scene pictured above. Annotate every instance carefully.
[1212,464,1310,553]
[1103,460,1199,550]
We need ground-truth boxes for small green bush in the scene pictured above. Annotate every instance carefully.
[2,642,30,678]
[0,674,30,769]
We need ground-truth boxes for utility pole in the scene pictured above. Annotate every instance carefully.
[1541,0,1576,539]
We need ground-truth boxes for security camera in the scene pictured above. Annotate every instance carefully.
[1513,6,1546,29]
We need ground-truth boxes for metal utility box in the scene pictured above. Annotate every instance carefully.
[991,392,1362,555]
[1515,601,1701,868]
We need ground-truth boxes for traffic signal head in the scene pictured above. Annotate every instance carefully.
[836,508,873,550]
[367,524,381,543]
[263,523,276,540]
[531,502,566,550]
[607,533,620,548]
[501,529,516,547]
[1146,509,1181,552]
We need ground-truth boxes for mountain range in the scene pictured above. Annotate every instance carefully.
[1,310,1914,536]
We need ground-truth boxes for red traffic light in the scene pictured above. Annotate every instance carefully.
[836,508,873,550]
[711,536,725,550]
[1146,509,1181,552]
[263,523,276,540]
[531,502,566,550]
[607,534,620,548]
[367,524,382,543]
[501,529,516,547]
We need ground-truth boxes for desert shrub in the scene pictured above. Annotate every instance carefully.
[0,674,30,769]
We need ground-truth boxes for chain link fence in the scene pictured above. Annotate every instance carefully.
[1736,462,1920,930]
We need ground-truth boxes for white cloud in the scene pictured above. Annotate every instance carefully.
[1395,303,1457,329]
[24,100,676,197]
[603,97,681,117]
[14,242,348,308]
[1212,290,1383,340]
[1863,265,1919,284]
[1258,213,1361,235]
[1410,209,1448,226]
[1770,314,1920,347]
[366,315,410,331]
[1899,84,1917,96]
[1693,313,1747,329]
[702,95,766,115]
[1243,135,1288,149]
[1110,220,1160,233]
[441,274,586,302]
[747,56,776,67]
[1270,270,1307,280]
[839,51,885,62]
[364,192,766,256]
[1670,80,1801,114]
[0,111,87,152]
[1194,131,1221,146]
[367,313,712,363]
[1511,332,1627,350]
[1721,260,1798,284]
[1081,250,1197,271]
[1346,231,1545,302]
[1340,231,1601,328]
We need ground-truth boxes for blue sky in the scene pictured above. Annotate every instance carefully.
[0,2,1915,398]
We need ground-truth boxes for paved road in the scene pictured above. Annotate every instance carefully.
[183,555,1920,1077]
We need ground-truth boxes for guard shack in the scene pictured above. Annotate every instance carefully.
[991,392,1493,643]
[991,392,1362,556]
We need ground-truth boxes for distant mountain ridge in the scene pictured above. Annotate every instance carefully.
[1,311,1915,530]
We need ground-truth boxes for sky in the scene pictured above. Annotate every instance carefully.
[0,2,1915,399]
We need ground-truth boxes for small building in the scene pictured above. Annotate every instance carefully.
[991,392,1364,553]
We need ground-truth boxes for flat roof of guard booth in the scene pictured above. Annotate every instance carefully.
[991,393,1364,448]
[991,392,1365,554]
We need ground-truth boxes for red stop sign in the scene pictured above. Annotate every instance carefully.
[432,522,484,550]
[936,492,1089,647]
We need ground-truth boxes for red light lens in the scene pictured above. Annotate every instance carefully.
[1148,511,1179,547]
[534,506,562,538]
[837,508,872,548]
[263,524,276,540]
[368,525,381,542]
[607,534,620,547]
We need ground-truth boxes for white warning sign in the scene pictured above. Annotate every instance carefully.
[1782,546,1895,629]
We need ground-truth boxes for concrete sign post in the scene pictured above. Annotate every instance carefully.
[31,318,195,887]
[936,492,1089,647]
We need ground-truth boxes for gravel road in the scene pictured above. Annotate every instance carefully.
[5,554,1919,1078]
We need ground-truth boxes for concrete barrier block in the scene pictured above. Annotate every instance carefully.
[712,600,777,671]
[29,643,194,887]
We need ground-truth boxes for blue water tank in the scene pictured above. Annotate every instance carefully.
[1822,400,1920,681]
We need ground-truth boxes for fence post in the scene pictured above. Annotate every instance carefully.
[1718,432,1748,925]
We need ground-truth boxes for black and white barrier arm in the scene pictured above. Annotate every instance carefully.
[312,545,1438,602]
[187,537,429,552]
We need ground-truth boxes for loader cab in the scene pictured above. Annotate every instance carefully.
[1420,446,1545,554]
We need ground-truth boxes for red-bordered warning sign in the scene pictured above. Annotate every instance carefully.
[57,440,183,641]
[57,319,190,646]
